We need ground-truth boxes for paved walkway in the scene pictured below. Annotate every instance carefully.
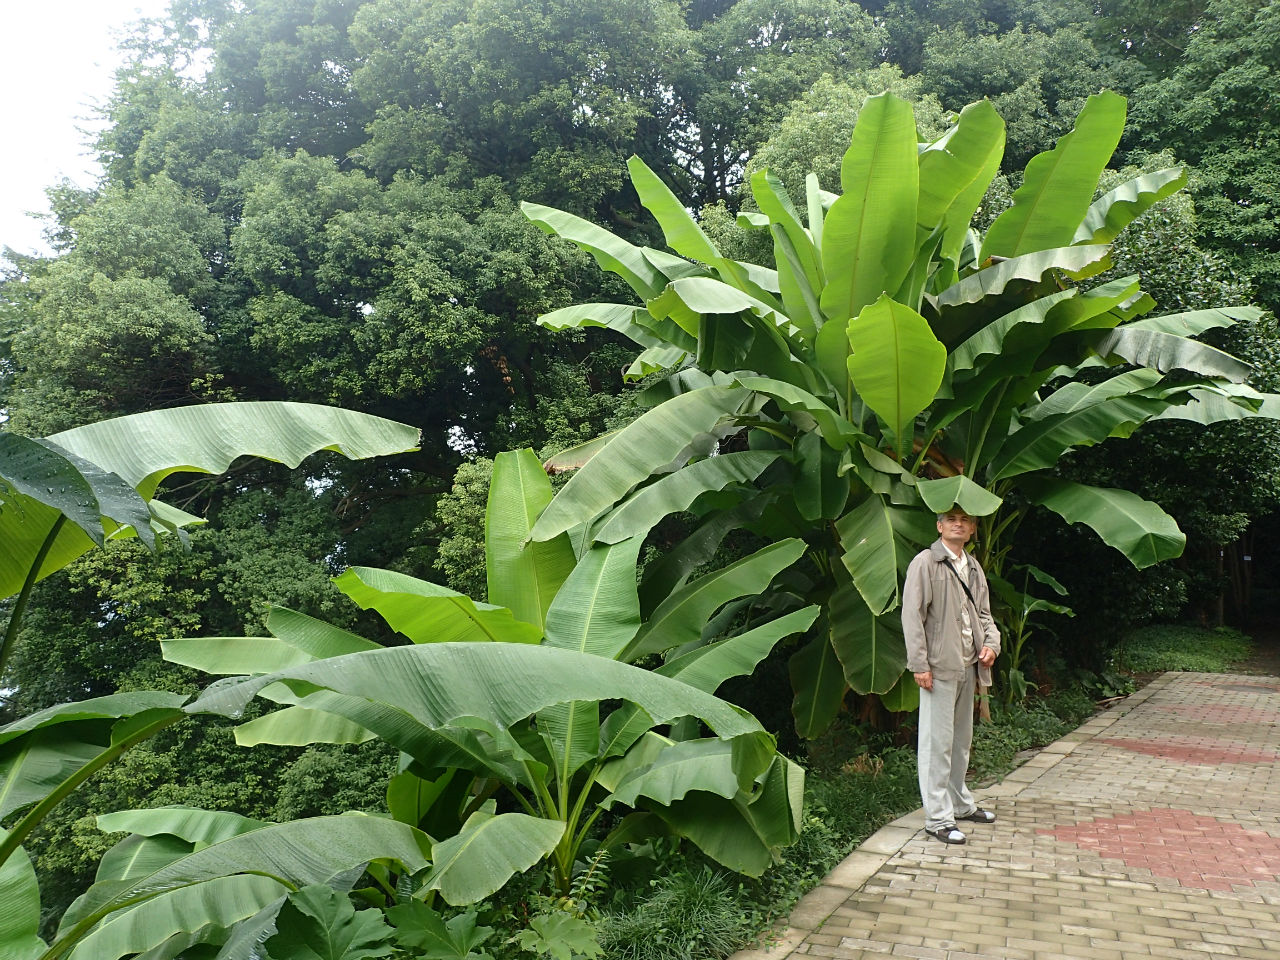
[735,672,1280,960]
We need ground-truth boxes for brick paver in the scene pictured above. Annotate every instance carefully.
[731,672,1280,960]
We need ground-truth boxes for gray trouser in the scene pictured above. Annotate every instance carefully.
[918,668,978,831]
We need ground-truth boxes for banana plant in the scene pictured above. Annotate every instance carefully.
[0,402,419,960]
[522,90,1279,731]
[158,447,815,925]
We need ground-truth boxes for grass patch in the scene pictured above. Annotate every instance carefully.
[1116,624,1252,673]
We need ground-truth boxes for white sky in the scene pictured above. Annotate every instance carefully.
[1,0,174,261]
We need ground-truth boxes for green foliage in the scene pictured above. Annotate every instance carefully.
[526,91,1274,738]
[1126,0,1280,309]
[266,884,395,960]
[968,700,1076,784]
[386,902,495,960]
[595,868,746,960]
[509,911,602,960]
[1116,623,1252,673]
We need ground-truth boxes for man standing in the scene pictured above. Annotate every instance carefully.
[902,506,1001,844]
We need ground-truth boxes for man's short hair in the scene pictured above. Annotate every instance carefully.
[937,509,976,521]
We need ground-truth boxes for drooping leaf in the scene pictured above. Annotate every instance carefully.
[652,754,804,877]
[1072,167,1187,244]
[188,645,767,748]
[981,91,1127,259]
[1019,477,1184,569]
[1124,305,1262,337]
[94,834,194,886]
[986,393,1168,480]
[230,706,377,749]
[161,609,379,675]
[1083,326,1253,382]
[487,450,575,631]
[61,817,430,960]
[828,581,908,695]
[521,202,665,299]
[914,476,1002,517]
[820,93,919,323]
[936,246,1111,309]
[531,386,748,542]
[599,733,771,809]
[536,303,663,348]
[96,807,266,848]
[421,812,564,907]
[334,568,543,645]
[263,884,394,960]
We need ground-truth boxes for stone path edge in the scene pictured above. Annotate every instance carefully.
[727,672,1180,960]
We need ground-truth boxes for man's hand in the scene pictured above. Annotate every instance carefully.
[914,670,933,691]
[978,646,996,668]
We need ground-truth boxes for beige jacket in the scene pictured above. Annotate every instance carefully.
[902,540,1001,685]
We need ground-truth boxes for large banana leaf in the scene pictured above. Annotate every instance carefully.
[789,635,847,739]
[986,393,1167,480]
[981,91,1127,259]
[828,580,908,695]
[542,538,642,659]
[420,811,564,907]
[1019,477,1184,569]
[593,451,780,544]
[918,100,1006,262]
[58,816,430,960]
[160,607,379,676]
[734,376,864,449]
[846,295,946,455]
[233,705,377,748]
[1084,326,1253,381]
[537,303,664,347]
[599,607,819,759]
[627,156,719,264]
[793,430,851,521]
[935,245,1110,309]
[752,169,823,336]
[334,567,543,645]
[540,537,642,781]
[188,644,767,747]
[487,450,575,631]
[1020,369,1165,423]
[945,289,1079,383]
[1073,167,1187,244]
[836,496,917,616]
[1125,305,1262,337]
[521,202,665,299]
[820,92,919,323]
[1,404,418,602]
[621,539,806,662]
[95,808,266,849]
[0,827,44,960]
[531,385,747,542]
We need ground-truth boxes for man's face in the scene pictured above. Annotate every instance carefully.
[937,511,977,543]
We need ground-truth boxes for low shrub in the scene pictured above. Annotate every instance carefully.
[1116,623,1252,673]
